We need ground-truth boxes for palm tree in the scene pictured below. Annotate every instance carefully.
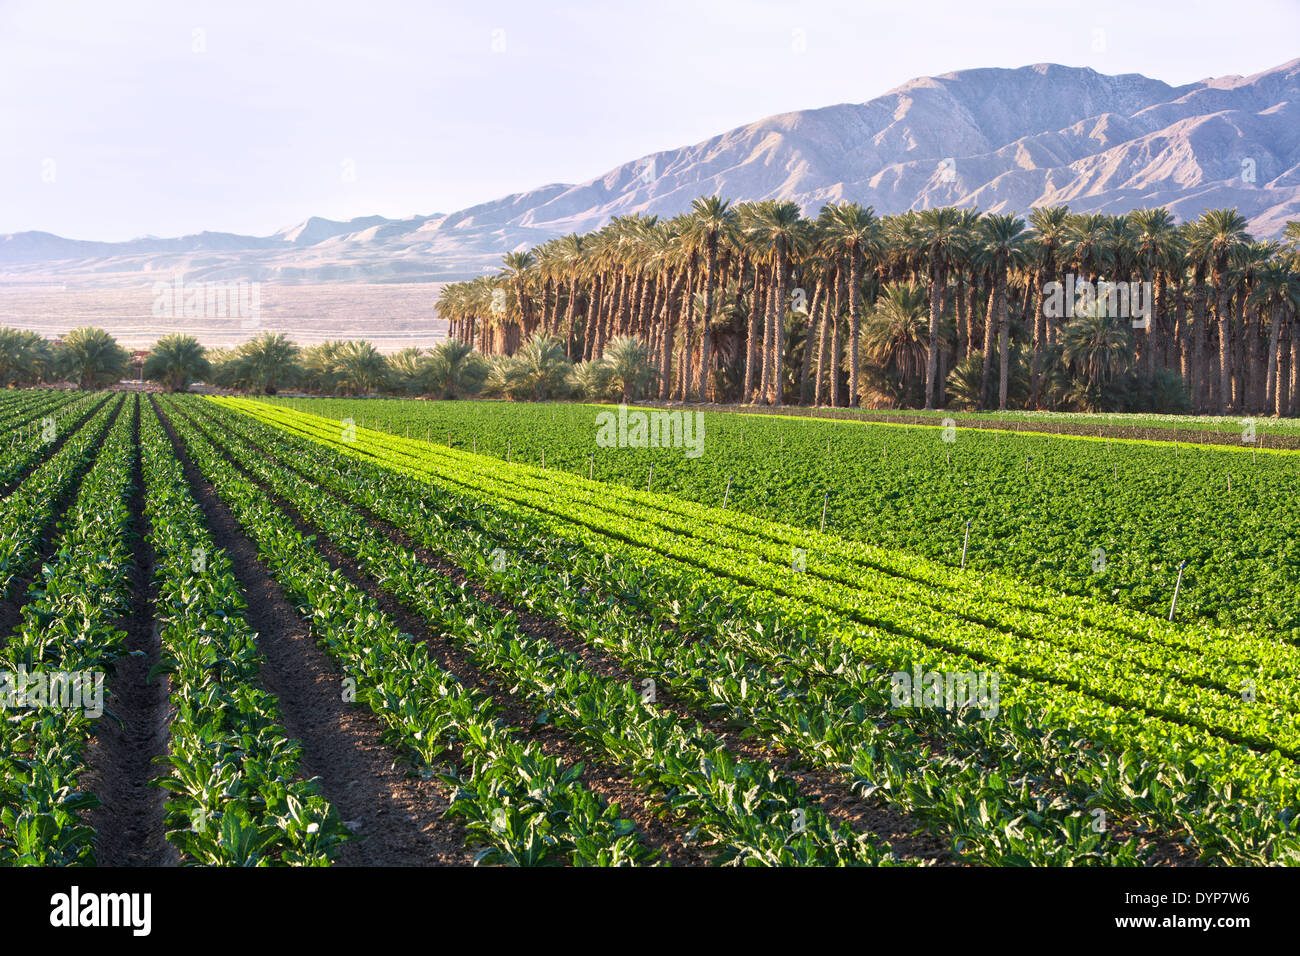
[143,334,210,392]
[554,234,587,359]
[1235,241,1275,411]
[235,332,300,395]
[422,339,488,398]
[980,214,1030,409]
[858,281,929,404]
[1065,213,1114,285]
[299,340,344,393]
[687,196,734,401]
[504,332,572,400]
[822,203,881,407]
[56,327,131,389]
[1128,208,1181,379]
[0,328,55,386]
[385,347,425,395]
[1062,309,1133,389]
[336,340,389,396]
[949,209,983,366]
[600,335,656,402]
[1027,207,1071,403]
[917,207,966,408]
[570,358,616,401]
[745,201,808,405]
[1199,209,1251,411]
[1250,260,1300,416]
[501,250,537,354]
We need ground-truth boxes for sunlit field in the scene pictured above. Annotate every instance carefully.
[11,389,1291,868]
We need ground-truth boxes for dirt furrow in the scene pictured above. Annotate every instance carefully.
[82,397,177,866]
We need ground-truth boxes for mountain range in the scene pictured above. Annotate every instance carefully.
[4,57,1299,287]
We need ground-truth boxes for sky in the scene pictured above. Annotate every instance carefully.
[2,0,1297,242]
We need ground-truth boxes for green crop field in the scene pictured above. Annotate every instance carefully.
[266,397,1300,636]
[3,390,1299,867]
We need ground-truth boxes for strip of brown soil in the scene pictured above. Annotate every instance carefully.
[188,402,942,864]
[151,399,494,866]
[82,398,177,866]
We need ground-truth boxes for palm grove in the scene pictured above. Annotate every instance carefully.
[4,203,1298,414]
[436,201,1300,416]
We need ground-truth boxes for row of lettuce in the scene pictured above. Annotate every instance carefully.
[204,395,1300,863]
[265,396,1300,636]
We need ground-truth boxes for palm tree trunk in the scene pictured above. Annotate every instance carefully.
[758,262,774,403]
[799,281,823,403]
[924,251,943,410]
[1279,317,1293,417]
[1149,264,1164,379]
[542,279,556,333]
[996,267,1011,410]
[1265,302,1284,415]
[980,280,996,409]
[1170,283,1184,376]
[1284,317,1294,416]
[738,266,759,402]
[814,294,831,406]
[1216,269,1232,413]
[830,259,845,406]
[1240,291,1256,412]
[697,235,717,402]
[847,249,863,407]
[1031,265,1047,408]
[772,251,790,407]
[1191,268,1208,410]
[659,267,683,400]
[564,278,581,360]
[679,261,698,401]
[583,275,601,360]
[956,274,969,363]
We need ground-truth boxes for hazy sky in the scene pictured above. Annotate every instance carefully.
[2,0,1296,241]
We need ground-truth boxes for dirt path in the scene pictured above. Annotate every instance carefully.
[82,397,177,866]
